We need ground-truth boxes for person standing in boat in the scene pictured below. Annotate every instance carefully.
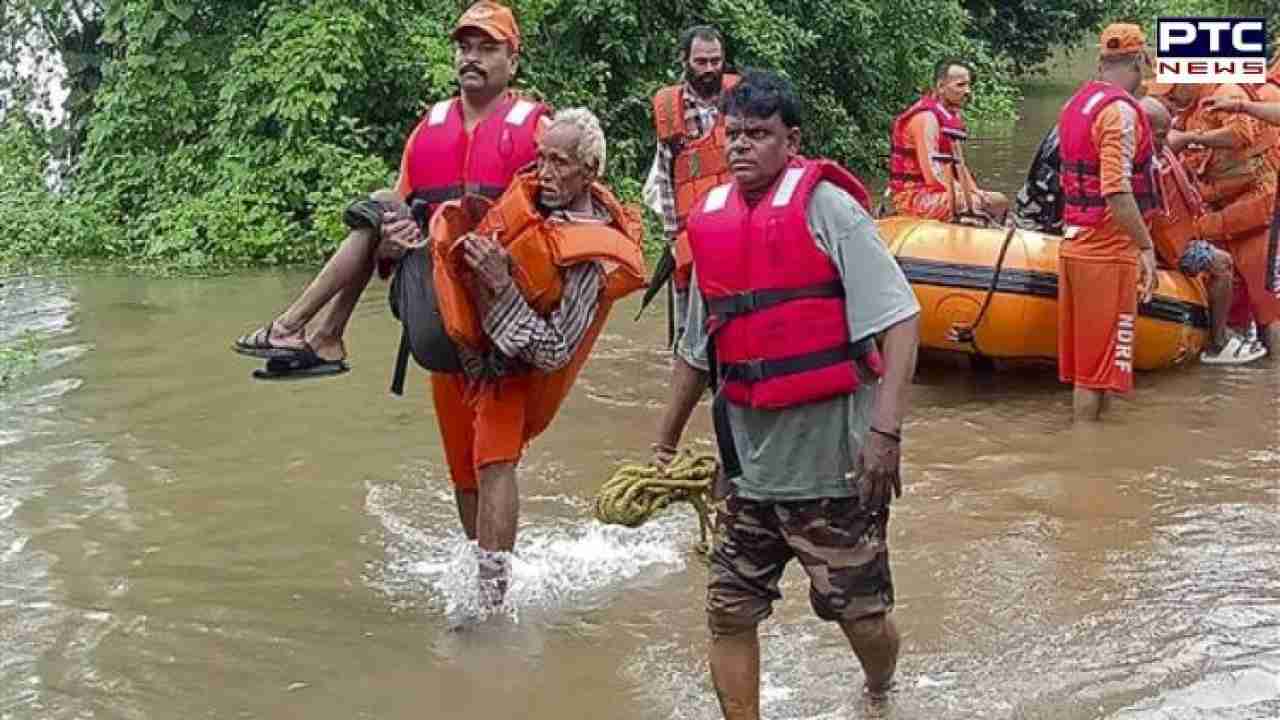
[1139,97,1265,365]
[886,58,1009,224]
[652,70,920,714]
[1056,24,1160,422]
[232,1,550,379]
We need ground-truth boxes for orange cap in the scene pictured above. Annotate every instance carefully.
[1099,23,1147,58]
[453,1,521,52]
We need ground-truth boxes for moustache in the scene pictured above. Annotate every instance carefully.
[459,64,487,79]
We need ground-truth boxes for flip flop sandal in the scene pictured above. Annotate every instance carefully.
[1200,334,1268,365]
[252,350,350,381]
[233,320,310,359]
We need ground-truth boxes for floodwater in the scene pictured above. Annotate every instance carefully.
[2,56,1279,720]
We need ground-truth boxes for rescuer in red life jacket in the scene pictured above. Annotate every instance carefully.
[886,59,1010,224]
[233,1,549,379]
[650,69,921,712]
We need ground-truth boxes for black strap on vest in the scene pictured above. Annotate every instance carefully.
[390,330,411,396]
[706,281,844,320]
[718,337,877,385]
[704,335,743,481]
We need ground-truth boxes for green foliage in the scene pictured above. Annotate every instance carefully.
[1103,0,1279,28]
[963,1,1109,75]
[4,0,1031,268]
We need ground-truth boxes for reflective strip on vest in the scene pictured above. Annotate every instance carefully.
[428,100,453,127]
[771,168,806,207]
[702,184,732,213]
[506,100,537,126]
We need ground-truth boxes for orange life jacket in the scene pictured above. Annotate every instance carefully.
[1182,83,1278,205]
[1150,147,1205,269]
[888,94,969,195]
[429,171,647,355]
[652,74,741,289]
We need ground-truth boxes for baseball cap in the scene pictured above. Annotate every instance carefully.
[452,1,521,52]
[1099,23,1147,58]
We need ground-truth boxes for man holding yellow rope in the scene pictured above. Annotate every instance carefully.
[652,70,920,715]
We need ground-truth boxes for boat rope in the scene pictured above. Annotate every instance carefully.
[593,451,720,553]
[949,224,1019,356]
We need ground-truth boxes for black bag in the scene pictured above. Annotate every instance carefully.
[341,194,464,393]
[388,247,463,376]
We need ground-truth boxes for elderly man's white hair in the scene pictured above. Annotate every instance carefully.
[549,107,607,176]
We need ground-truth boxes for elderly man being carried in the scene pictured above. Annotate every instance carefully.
[426,108,646,612]
[887,58,1009,225]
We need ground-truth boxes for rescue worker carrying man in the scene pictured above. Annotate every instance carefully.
[1148,73,1280,355]
[1056,24,1160,422]
[232,1,548,379]
[429,108,646,609]
[643,24,738,346]
[887,58,1009,224]
[1139,97,1265,364]
[652,70,921,716]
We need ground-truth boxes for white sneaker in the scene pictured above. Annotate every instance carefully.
[1200,334,1268,365]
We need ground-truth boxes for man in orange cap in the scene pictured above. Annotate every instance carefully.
[233,0,550,376]
[1055,24,1160,421]
[1147,59,1280,354]
[886,58,1009,225]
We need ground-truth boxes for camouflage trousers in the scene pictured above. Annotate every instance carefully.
[706,494,894,636]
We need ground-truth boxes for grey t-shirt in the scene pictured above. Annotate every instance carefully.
[679,180,921,501]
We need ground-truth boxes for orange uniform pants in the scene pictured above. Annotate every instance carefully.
[430,373,532,491]
[1058,255,1138,393]
[1201,182,1280,326]
[891,189,952,221]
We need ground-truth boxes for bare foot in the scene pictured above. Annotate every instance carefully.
[306,333,347,363]
[234,318,307,357]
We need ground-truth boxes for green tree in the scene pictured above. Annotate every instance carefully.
[963,0,1109,74]
[4,0,1025,267]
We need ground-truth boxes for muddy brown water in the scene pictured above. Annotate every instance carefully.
[3,56,1279,719]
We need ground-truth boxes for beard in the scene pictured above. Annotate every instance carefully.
[688,69,724,98]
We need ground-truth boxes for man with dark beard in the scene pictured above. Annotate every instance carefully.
[643,25,739,358]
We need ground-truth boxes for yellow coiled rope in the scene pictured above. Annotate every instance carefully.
[593,451,721,553]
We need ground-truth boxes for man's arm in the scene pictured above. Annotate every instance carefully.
[908,112,948,189]
[1095,102,1158,301]
[482,261,605,372]
[651,269,713,463]
[1203,96,1280,125]
[653,357,709,459]
[648,140,681,240]
[1176,126,1246,150]
[869,316,919,436]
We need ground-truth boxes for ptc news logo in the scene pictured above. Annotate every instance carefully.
[1156,17,1269,83]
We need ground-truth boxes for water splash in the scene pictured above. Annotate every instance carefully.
[364,480,689,625]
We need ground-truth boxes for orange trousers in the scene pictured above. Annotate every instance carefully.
[1058,255,1138,393]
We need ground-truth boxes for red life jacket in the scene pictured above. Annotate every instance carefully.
[652,75,741,289]
[888,94,968,194]
[402,94,546,219]
[1058,80,1159,227]
[686,157,882,410]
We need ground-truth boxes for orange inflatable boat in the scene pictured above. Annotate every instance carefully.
[878,217,1210,370]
